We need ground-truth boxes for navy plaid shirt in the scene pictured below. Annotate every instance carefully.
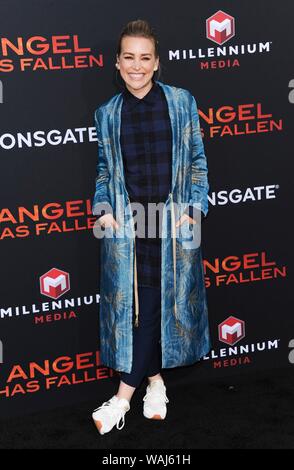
[120,80,172,289]
[96,80,195,289]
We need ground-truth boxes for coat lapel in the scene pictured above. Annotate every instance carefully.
[155,80,180,195]
[109,95,127,194]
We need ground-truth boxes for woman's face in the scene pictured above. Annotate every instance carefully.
[116,36,159,97]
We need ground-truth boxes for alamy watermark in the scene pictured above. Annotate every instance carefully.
[289,78,294,104]
[288,339,294,364]
[92,197,202,250]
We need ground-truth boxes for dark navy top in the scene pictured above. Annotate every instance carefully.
[120,80,172,289]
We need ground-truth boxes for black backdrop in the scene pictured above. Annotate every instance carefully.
[0,0,293,418]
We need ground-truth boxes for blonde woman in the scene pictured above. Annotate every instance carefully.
[91,19,211,435]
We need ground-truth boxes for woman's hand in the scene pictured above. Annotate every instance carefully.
[98,213,119,230]
[175,213,197,228]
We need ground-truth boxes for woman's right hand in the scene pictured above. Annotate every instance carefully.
[98,213,119,231]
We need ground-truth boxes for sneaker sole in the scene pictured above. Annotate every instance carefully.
[93,418,104,434]
[150,414,164,420]
[144,412,166,420]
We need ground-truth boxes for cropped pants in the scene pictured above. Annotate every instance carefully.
[120,285,162,388]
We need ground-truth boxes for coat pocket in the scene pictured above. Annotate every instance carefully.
[177,219,201,250]
[178,219,193,240]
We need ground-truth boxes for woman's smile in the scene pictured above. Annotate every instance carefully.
[128,73,145,80]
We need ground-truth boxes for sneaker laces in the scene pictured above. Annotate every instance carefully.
[93,398,128,430]
[143,387,169,404]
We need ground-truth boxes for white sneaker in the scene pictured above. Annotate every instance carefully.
[92,395,130,435]
[143,379,169,420]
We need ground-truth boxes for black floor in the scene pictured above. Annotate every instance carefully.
[1,367,293,449]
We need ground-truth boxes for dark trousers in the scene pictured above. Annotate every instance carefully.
[120,285,162,388]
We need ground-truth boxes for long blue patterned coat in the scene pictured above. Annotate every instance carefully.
[92,80,211,373]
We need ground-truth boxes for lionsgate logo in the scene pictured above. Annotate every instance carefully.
[169,9,272,62]
[209,184,279,207]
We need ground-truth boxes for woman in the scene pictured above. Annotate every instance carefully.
[91,19,211,435]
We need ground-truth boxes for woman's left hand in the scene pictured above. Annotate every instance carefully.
[175,213,197,228]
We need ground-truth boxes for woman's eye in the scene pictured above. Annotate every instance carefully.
[124,57,151,60]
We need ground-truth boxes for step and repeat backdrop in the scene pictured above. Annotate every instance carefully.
[0,0,293,417]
